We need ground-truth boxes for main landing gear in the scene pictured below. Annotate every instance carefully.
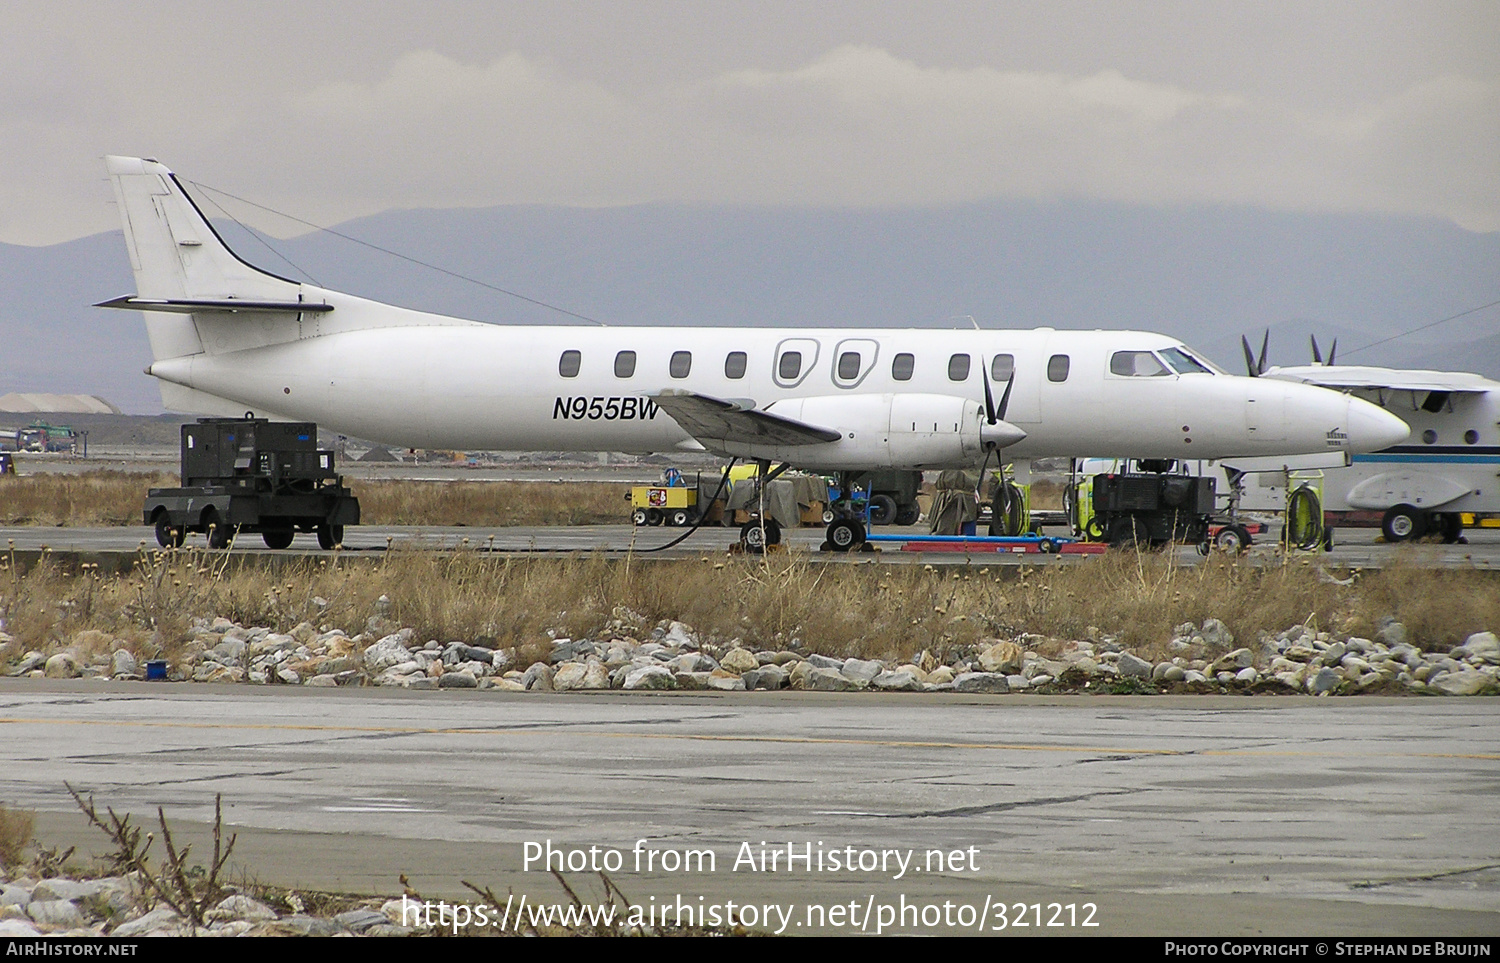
[822,471,873,553]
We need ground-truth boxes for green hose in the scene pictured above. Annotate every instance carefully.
[1284,484,1324,552]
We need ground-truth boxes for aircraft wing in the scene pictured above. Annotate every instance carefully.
[651,390,842,449]
[1264,365,1499,394]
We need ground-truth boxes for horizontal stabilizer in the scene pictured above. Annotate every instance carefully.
[96,296,333,314]
[652,390,842,448]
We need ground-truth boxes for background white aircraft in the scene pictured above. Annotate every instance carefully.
[97,156,1408,545]
[1237,335,1500,542]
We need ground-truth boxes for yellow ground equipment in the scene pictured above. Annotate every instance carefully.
[630,484,699,527]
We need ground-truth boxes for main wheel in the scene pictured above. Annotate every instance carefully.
[154,515,185,549]
[1437,513,1463,544]
[631,508,649,526]
[262,528,295,550]
[894,504,920,526]
[316,524,344,550]
[1381,504,1425,542]
[740,518,782,554]
[868,494,897,526]
[669,508,692,527]
[204,511,235,549]
[825,518,866,552]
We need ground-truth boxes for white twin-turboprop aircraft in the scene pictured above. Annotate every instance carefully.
[97,155,1408,548]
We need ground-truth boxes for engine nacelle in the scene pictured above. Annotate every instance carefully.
[733,393,1025,471]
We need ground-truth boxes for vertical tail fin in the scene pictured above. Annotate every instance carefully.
[105,155,301,303]
[103,155,311,363]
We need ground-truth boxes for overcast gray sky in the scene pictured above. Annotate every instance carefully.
[3,0,1496,245]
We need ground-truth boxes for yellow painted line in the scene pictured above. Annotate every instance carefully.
[2,717,1496,759]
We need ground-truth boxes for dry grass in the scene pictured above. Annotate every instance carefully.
[0,472,632,527]
[1,548,1494,670]
[0,804,35,867]
[0,471,177,526]
[350,480,630,526]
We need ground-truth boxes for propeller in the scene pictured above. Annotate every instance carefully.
[975,357,1026,500]
[1240,330,1269,377]
[1309,334,1339,366]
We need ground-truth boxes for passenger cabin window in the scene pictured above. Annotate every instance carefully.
[892,353,915,381]
[558,350,581,378]
[670,351,692,379]
[948,354,971,381]
[779,351,803,381]
[614,350,636,378]
[725,351,747,379]
[990,354,1014,382]
[838,351,861,381]
[1110,351,1170,377]
[1047,354,1070,383]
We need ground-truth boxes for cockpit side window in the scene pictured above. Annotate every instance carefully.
[1110,351,1171,377]
[1161,347,1215,374]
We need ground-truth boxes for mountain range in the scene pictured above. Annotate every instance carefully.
[2,198,1495,415]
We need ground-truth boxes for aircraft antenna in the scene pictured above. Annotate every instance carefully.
[187,180,610,327]
[192,188,324,286]
[1340,296,1500,360]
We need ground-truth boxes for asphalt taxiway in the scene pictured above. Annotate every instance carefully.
[4,681,1497,936]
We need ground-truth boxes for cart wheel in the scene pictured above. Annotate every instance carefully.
[262,528,295,550]
[317,524,343,550]
[669,508,692,527]
[204,511,235,550]
[631,508,649,526]
[1108,516,1144,549]
[822,509,836,525]
[643,508,662,526]
[1214,525,1249,554]
[154,515,185,549]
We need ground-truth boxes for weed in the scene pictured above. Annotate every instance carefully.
[0,804,35,867]
[68,784,237,928]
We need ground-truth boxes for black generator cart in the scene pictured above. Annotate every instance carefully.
[145,418,360,550]
[1090,467,1216,550]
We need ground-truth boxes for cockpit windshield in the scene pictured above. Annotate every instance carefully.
[1161,346,1218,375]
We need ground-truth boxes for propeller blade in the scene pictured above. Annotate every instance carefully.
[1310,334,1323,364]
[1241,335,1259,377]
[1257,330,1269,375]
[997,375,1015,422]
[981,359,997,424]
[1327,338,1337,366]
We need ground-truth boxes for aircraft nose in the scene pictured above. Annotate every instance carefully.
[1345,396,1409,453]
